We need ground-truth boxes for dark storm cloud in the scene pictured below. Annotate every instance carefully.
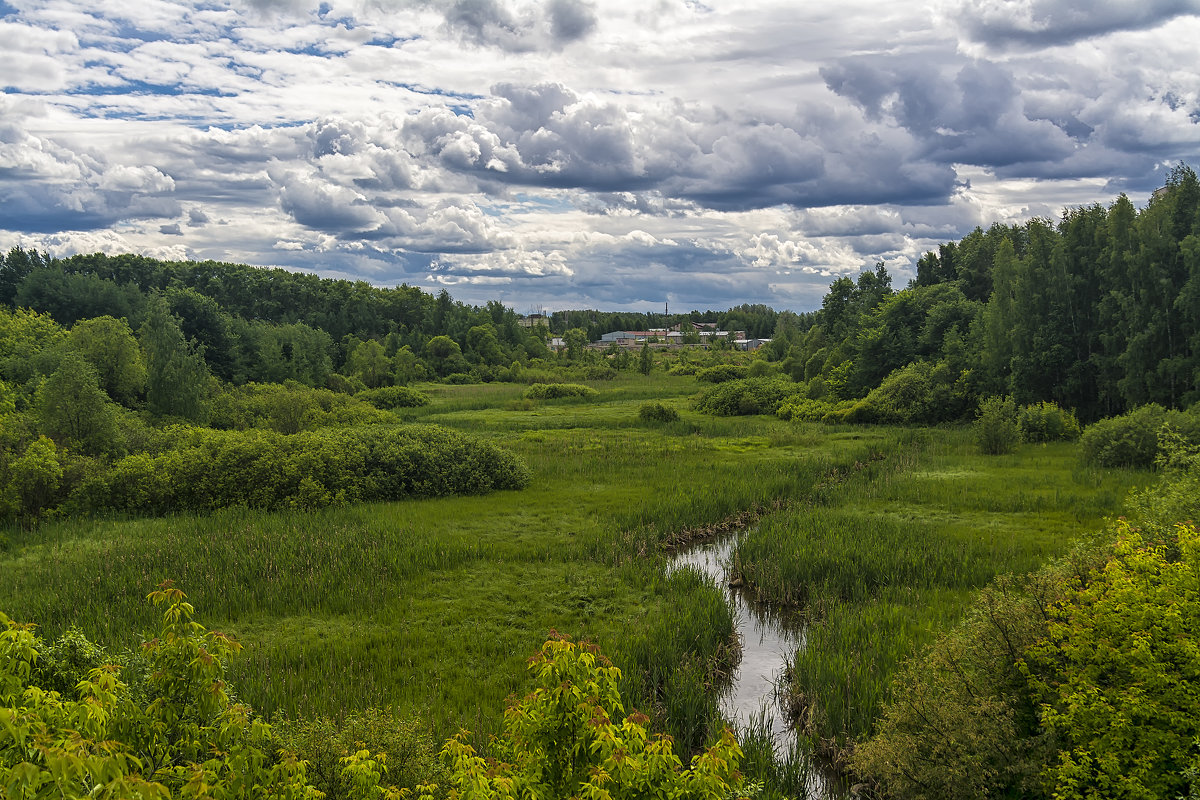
[400,81,959,210]
[822,53,1076,168]
[439,0,596,50]
[960,0,1200,48]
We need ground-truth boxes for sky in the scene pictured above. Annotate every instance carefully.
[2,0,1199,313]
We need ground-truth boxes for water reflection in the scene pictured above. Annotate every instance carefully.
[668,533,848,800]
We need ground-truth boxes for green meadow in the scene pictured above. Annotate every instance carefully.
[0,371,1146,789]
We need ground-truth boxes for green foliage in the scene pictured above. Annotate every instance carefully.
[427,635,746,800]
[0,582,326,798]
[563,328,588,361]
[852,571,1062,798]
[523,382,597,400]
[853,437,1198,800]
[357,386,431,410]
[638,401,680,424]
[140,295,214,423]
[0,306,66,398]
[1025,521,1200,800]
[273,707,444,799]
[639,341,653,375]
[4,435,63,520]
[66,315,146,405]
[209,382,391,434]
[346,339,393,388]
[695,364,749,383]
[72,424,531,515]
[1017,401,1081,442]
[693,378,798,416]
[975,395,1019,455]
[1080,404,1200,468]
[35,350,125,457]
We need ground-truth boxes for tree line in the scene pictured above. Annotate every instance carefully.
[771,163,1200,422]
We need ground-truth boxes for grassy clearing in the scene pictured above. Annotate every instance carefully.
[733,426,1145,757]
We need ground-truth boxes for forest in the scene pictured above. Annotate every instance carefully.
[1,165,1198,799]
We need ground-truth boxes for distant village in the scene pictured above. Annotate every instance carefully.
[518,314,771,352]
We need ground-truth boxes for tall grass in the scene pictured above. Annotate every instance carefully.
[733,427,1146,753]
[0,372,850,760]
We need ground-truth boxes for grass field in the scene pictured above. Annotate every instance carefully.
[0,370,1147,792]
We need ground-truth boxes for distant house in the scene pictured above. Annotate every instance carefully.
[519,313,550,329]
[737,338,772,351]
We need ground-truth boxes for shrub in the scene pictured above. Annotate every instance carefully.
[357,385,430,409]
[776,397,842,422]
[0,584,343,798]
[695,364,748,383]
[694,378,798,416]
[209,382,389,434]
[667,363,698,376]
[1026,521,1200,800]
[1080,404,1200,468]
[1017,401,1080,442]
[523,383,597,400]
[746,359,772,378]
[273,707,445,799]
[975,395,1019,455]
[433,636,746,800]
[638,401,680,423]
[70,424,531,515]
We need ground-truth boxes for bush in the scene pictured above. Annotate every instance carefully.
[638,401,680,423]
[856,448,1200,800]
[1017,401,1080,442]
[776,397,844,422]
[70,424,531,515]
[975,395,1019,455]
[694,378,798,416]
[0,584,343,798]
[523,383,597,400]
[210,382,390,434]
[1081,404,1200,468]
[273,707,445,799]
[667,363,698,376]
[357,385,430,409]
[695,364,748,383]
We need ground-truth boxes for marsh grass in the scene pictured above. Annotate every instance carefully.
[0,372,1144,790]
[733,426,1146,753]
[0,372,862,758]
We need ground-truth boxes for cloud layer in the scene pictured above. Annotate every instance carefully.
[2,0,1198,311]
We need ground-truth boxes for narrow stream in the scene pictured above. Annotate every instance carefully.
[668,532,848,800]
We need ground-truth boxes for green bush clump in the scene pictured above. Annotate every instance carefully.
[1080,404,1200,468]
[357,385,431,409]
[694,364,748,383]
[210,382,389,434]
[70,424,530,514]
[694,378,798,416]
[1017,401,1080,442]
[667,363,698,376]
[523,383,597,400]
[272,707,445,799]
[638,401,680,423]
[975,396,1019,455]
[776,397,847,422]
